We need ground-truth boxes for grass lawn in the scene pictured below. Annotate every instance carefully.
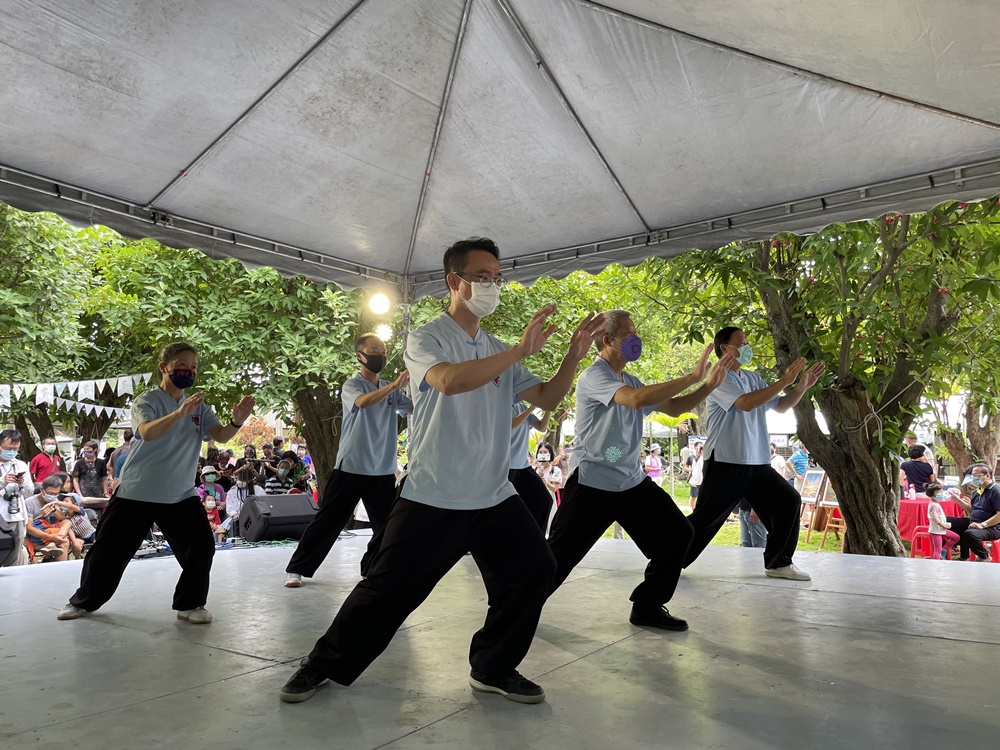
[597,480,844,553]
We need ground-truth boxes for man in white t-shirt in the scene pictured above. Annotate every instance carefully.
[688,442,704,510]
[769,442,790,481]
[1,429,34,567]
[280,238,604,706]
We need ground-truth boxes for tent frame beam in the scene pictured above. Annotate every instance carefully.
[0,163,402,285]
[494,0,651,232]
[145,0,373,208]
[403,0,475,277]
[571,0,1000,132]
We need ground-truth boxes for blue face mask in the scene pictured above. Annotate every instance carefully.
[934,493,948,501]
[1,449,18,461]
[168,368,196,389]
[971,476,984,488]
[737,344,753,366]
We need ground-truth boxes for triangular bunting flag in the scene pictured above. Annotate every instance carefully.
[24,384,36,397]
[13,384,25,399]
[141,372,152,384]
[66,381,79,397]
[78,381,95,400]
[86,404,97,416]
[74,402,85,414]
[94,378,108,393]
[56,398,66,409]
[132,374,142,385]
[0,384,10,409]
[54,383,67,396]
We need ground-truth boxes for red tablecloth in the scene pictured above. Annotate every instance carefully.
[897,498,962,541]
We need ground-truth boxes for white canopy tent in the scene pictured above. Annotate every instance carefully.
[2,0,999,300]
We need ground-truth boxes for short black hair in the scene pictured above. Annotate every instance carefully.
[83,439,99,450]
[273,437,284,447]
[713,326,742,358]
[42,475,64,491]
[443,237,500,277]
[355,333,382,352]
[0,429,22,445]
[907,444,926,459]
[972,462,993,478]
[924,482,944,497]
[123,429,134,442]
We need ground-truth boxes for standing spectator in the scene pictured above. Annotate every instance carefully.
[679,443,690,475]
[259,444,279,484]
[56,340,254,623]
[945,463,1000,562]
[235,444,259,472]
[644,444,664,487]
[296,445,313,471]
[265,459,295,494]
[272,436,285,455]
[280,450,312,493]
[108,430,134,482]
[73,440,109,498]
[738,499,767,548]
[899,444,936,496]
[535,443,562,500]
[688,442,704,510]
[769,442,792,485]
[787,442,809,491]
[196,465,227,518]
[30,436,66,490]
[923,483,959,560]
[904,433,937,474]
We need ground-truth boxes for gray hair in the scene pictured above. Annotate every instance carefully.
[595,310,632,352]
[158,341,198,365]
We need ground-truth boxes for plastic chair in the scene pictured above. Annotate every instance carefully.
[909,525,932,559]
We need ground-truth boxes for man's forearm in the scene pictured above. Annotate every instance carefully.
[774,380,809,413]
[530,354,585,410]
[428,347,524,396]
[355,382,401,409]
[656,382,716,417]
[627,373,699,409]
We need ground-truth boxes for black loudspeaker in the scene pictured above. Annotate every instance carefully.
[241,493,318,542]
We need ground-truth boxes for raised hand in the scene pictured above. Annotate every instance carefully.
[232,396,256,425]
[691,342,715,380]
[565,312,606,361]
[780,358,807,386]
[800,361,826,388]
[707,351,737,388]
[393,370,411,390]
[518,304,558,358]
[177,392,205,417]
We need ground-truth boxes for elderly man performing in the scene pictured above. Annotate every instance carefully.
[546,311,734,631]
[279,237,604,705]
[683,327,824,581]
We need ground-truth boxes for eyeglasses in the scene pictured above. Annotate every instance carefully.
[455,272,507,289]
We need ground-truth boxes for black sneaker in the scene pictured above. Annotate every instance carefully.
[629,604,689,631]
[469,669,545,704]
[279,661,329,703]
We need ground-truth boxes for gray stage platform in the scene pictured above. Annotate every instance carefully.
[1,537,998,749]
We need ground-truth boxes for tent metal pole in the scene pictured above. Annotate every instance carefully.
[402,0,475,278]
[145,0,374,208]
[571,0,1000,132]
[493,0,651,232]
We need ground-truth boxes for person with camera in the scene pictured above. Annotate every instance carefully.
[1,429,35,566]
[56,341,254,624]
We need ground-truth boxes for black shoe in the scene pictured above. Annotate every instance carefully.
[629,604,689,631]
[469,669,545,704]
[974,554,991,563]
[279,661,329,703]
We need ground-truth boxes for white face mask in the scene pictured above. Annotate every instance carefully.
[537,453,551,462]
[236,480,247,489]
[460,281,501,318]
[44,444,57,454]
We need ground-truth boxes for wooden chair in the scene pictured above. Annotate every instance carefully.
[820,505,846,549]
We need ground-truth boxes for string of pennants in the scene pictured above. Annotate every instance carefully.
[0,372,153,416]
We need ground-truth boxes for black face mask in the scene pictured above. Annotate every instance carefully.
[359,352,386,374]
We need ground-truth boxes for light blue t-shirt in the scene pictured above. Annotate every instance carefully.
[402,314,542,510]
[118,388,222,503]
[510,401,542,471]
[705,369,780,465]
[572,358,654,492]
[337,374,412,476]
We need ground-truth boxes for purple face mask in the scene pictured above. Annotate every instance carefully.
[612,334,643,362]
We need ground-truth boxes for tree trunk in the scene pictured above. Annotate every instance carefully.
[291,380,343,500]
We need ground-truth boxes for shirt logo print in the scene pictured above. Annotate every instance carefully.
[492,376,501,387]
[605,446,623,463]
[191,414,201,432]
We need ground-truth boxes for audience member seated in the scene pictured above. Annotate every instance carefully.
[204,498,222,541]
[899,444,936,496]
[946,463,1000,562]
[220,466,263,540]
[265,459,296,494]
[24,476,74,561]
[197,465,227,519]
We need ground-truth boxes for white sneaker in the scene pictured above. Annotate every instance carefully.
[177,607,213,624]
[57,604,87,620]
[764,564,811,581]
[284,573,303,588]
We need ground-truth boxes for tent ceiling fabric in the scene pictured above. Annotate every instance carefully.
[2,0,999,300]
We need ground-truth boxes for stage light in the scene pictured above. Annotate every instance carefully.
[375,324,393,342]
[369,293,391,315]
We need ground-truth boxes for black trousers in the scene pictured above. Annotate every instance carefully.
[684,459,802,570]
[286,469,396,578]
[307,496,556,685]
[947,517,1000,559]
[69,495,214,612]
[547,472,693,608]
[509,467,554,533]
